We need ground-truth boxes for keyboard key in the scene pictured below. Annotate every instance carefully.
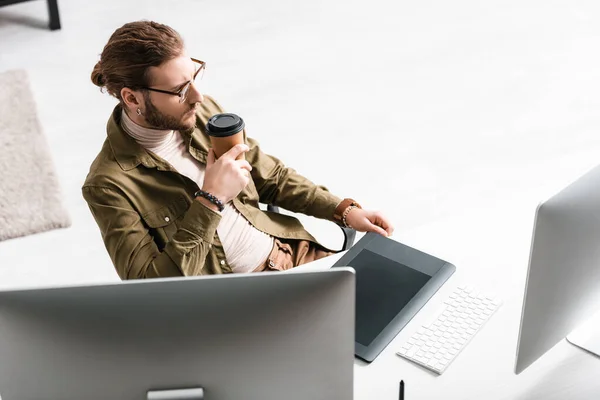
[414,355,427,364]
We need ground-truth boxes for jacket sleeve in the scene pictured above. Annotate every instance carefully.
[244,135,343,222]
[82,185,221,279]
[203,94,344,222]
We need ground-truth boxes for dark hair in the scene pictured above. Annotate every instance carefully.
[91,21,184,101]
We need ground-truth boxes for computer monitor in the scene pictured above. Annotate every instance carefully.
[515,164,600,374]
[0,268,355,400]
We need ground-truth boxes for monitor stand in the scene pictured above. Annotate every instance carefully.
[147,387,204,400]
[566,309,600,357]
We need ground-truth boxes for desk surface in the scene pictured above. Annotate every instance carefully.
[1,200,598,400]
[293,201,600,400]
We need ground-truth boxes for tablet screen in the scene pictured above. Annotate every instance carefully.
[349,249,432,346]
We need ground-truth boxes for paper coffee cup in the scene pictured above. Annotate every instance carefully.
[206,113,246,160]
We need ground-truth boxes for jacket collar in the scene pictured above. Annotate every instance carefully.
[106,105,211,171]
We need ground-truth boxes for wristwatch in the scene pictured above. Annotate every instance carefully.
[333,198,361,225]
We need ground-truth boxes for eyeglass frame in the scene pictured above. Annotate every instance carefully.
[141,58,205,103]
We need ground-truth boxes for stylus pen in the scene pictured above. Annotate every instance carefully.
[399,380,405,400]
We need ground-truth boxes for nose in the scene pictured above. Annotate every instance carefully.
[187,82,203,104]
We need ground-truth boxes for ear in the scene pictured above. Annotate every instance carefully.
[121,87,144,112]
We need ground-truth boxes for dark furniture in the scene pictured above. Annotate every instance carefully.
[0,0,61,30]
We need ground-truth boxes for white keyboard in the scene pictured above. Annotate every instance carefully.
[396,285,502,374]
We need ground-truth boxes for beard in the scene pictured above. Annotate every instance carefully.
[142,92,197,131]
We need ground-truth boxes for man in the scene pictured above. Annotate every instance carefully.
[83,20,394,280]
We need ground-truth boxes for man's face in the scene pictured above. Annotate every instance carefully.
[142,53,203,131]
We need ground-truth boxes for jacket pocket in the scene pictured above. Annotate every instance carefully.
[140,195,190,248]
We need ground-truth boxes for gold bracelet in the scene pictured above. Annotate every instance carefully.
[342,205,358,228]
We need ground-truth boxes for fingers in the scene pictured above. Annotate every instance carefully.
[236,159,253,172]
[368,211,394,237]
[377,216,394,236]
[223,143,249,160]
[371,224,389,237]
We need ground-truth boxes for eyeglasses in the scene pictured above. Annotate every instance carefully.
[143,58,205,103]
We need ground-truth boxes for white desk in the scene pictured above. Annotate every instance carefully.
[294,201,600,400]
[1,199,598,400]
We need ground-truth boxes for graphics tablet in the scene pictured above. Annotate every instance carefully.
[332,232,456,362]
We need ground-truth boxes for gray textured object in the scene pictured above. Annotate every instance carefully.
[0,69,70,241]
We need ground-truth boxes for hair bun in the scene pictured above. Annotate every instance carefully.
[91,61,105,87]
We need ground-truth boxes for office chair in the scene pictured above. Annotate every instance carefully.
[266,204,356,251]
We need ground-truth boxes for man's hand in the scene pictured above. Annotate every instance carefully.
[344,208,394,237]
[201,144,252,204]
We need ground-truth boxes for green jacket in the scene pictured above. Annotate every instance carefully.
[82,95,343,280]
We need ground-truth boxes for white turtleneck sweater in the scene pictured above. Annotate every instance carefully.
[121,110,274,273]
